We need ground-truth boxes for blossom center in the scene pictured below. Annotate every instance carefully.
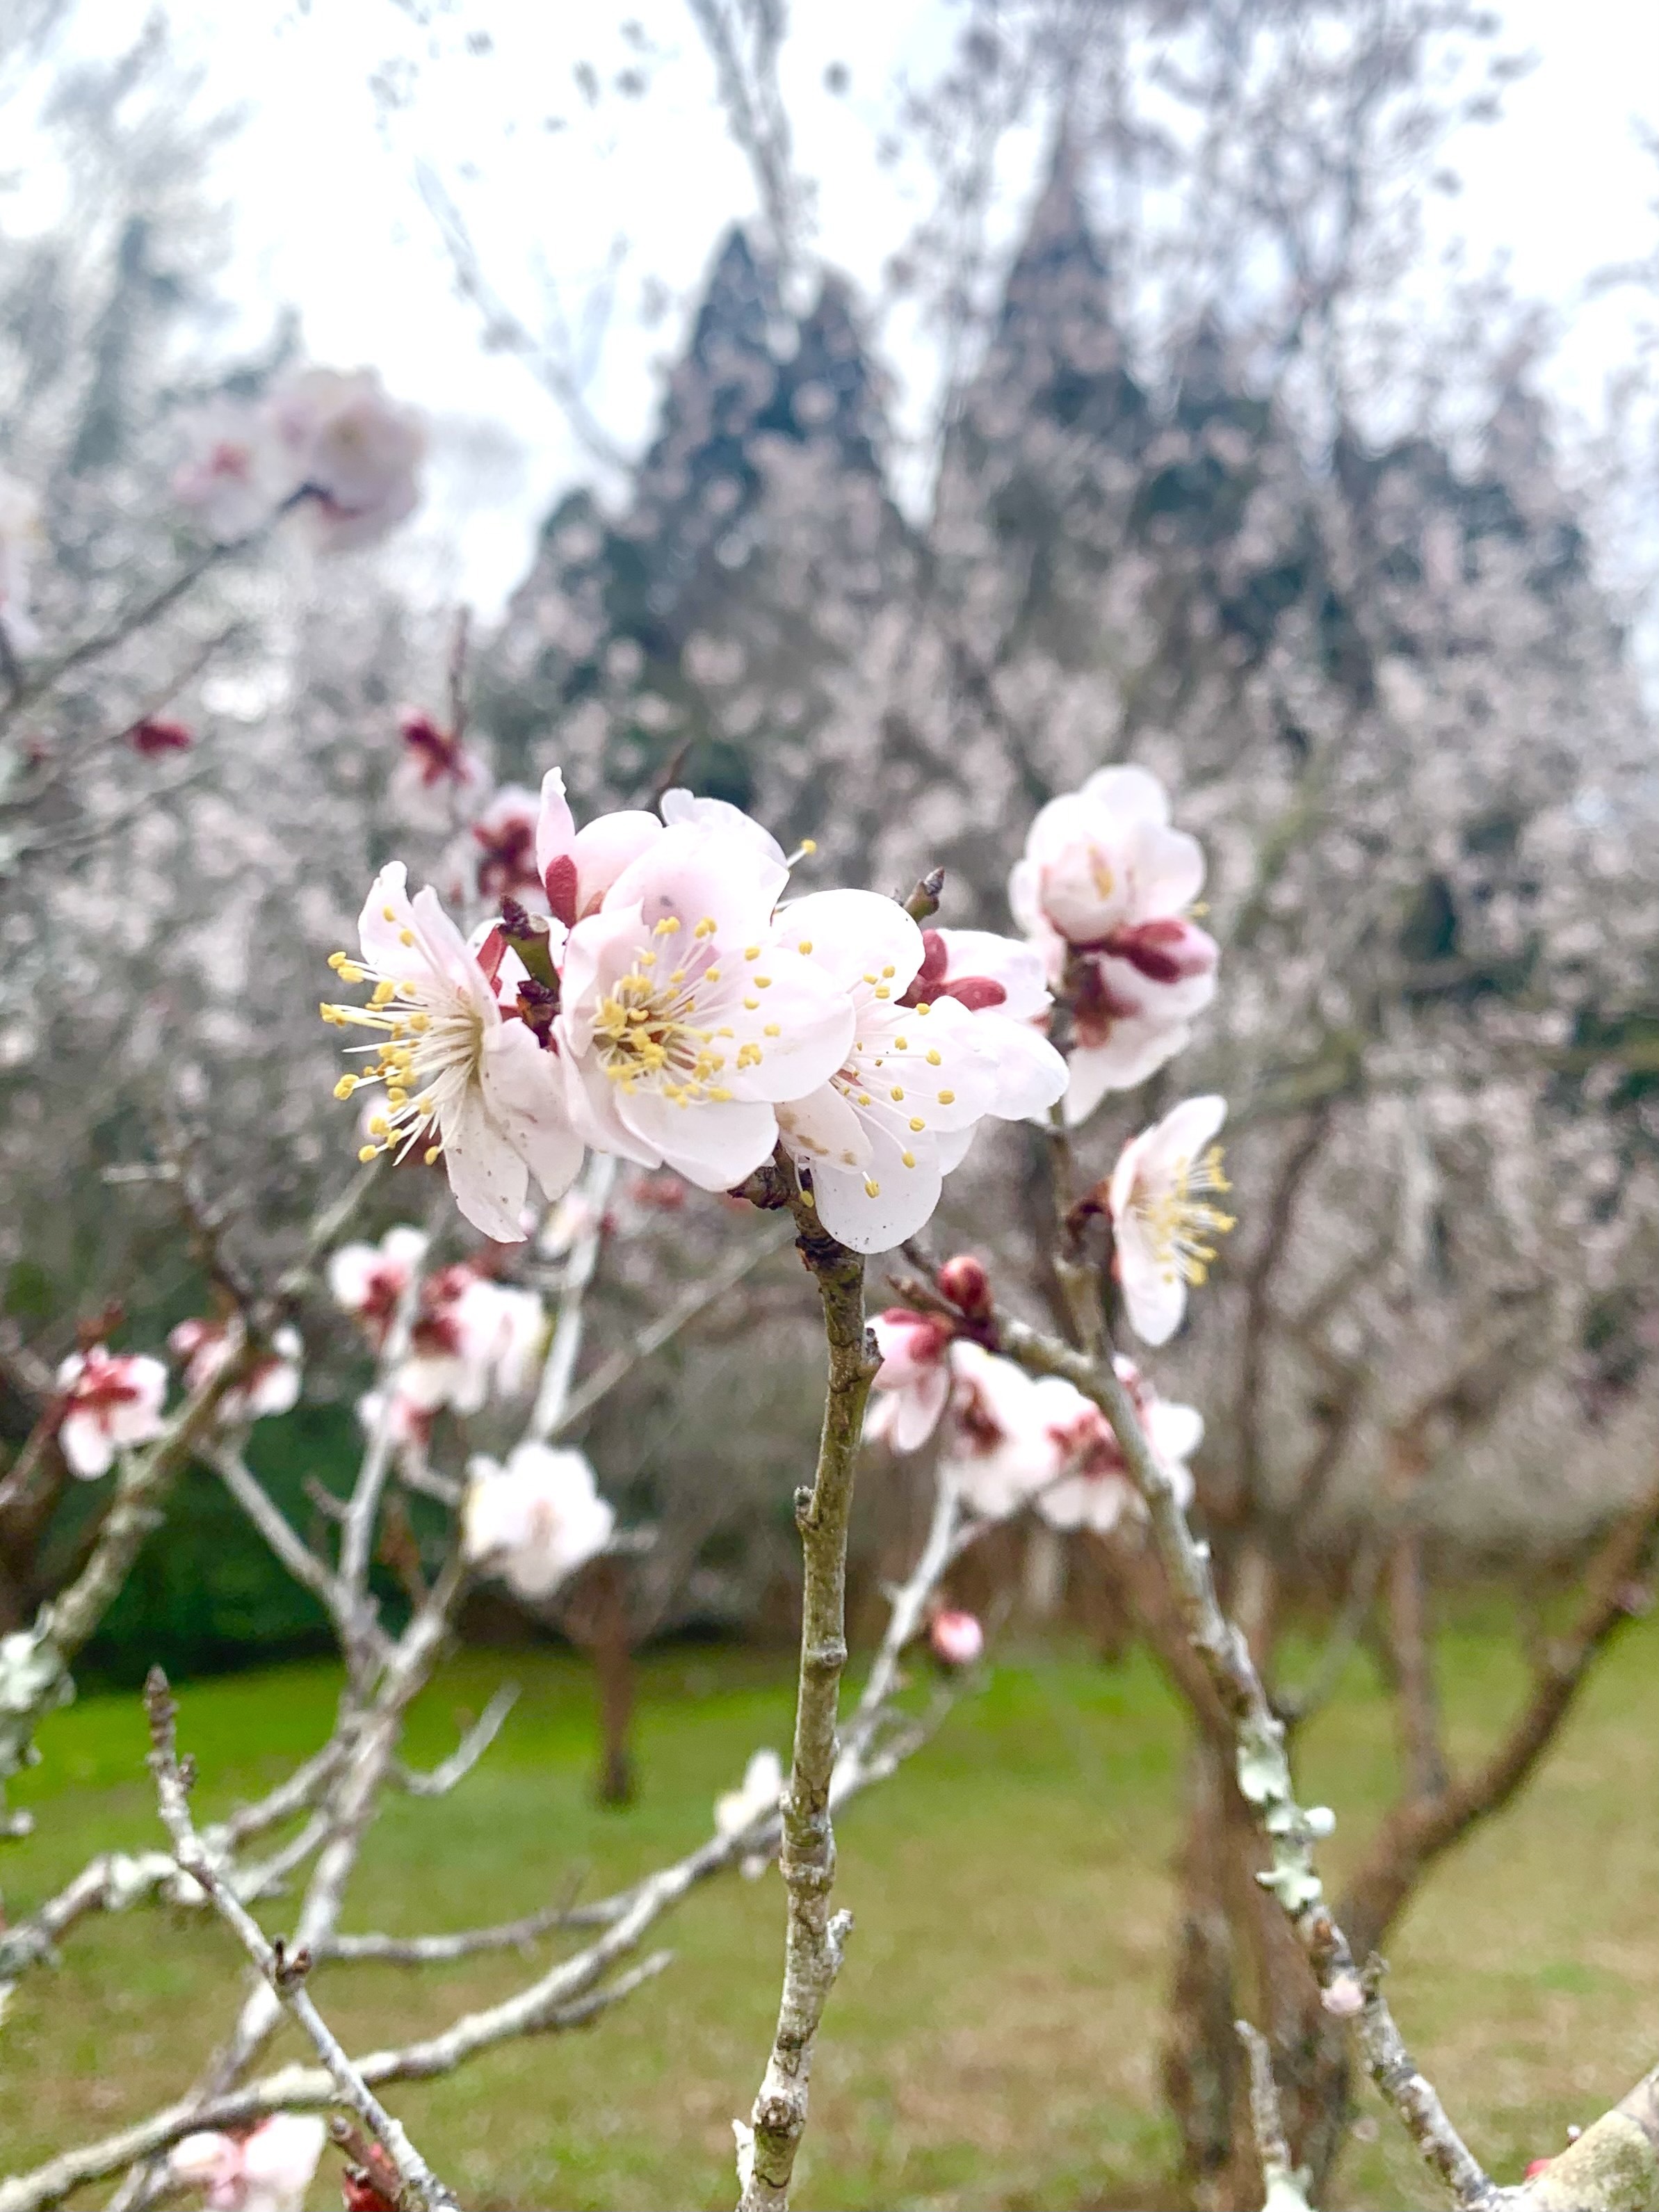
[323,951,485,1165]
[1133,1145,1236,1286]
[592,928,734,1106]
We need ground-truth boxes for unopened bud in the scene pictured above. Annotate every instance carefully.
[128,717,194,757]
[930,1609,985,1667]
[1320,1971,1364,2019]
[937,1254,992,1318]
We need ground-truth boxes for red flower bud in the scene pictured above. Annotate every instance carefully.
[937,1254,992,1318]
[129,718,194,756]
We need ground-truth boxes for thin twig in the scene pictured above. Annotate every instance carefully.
[527,1152,617,1443]
[391,1684,519,1798]
[552,1213,796,1438]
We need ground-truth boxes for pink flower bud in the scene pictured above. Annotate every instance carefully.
[930,1609,985,1667]
[937,1254,992,1318]
[1320,1971,1364,2019]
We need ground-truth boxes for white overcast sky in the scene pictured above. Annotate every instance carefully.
[51,0,1659,611]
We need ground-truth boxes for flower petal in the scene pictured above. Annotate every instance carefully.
[804,1117,943,1252]
[778,889,925,994]
[620,1088,778,1192]
[478,1020,585,1204]
[439,1079,532,1241]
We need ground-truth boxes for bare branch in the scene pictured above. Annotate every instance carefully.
[142,1669,458,2211]
[527,1152,617,1443]
[739,1171,880,2212]
[996,1314,1501,2211]
[1236,2019,1311,2211]
[391,1684,519,1799]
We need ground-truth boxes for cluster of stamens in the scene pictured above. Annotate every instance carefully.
[592,914,739,1106]
[1136,1144,1236,1285]
[321,931,467,1167]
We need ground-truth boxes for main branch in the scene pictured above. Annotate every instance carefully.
[738,1180,880,2212]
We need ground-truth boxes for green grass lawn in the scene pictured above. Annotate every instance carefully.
[3,1618,1657,2209]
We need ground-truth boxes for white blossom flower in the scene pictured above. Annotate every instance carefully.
[936,1342,1062,1519]
[773,891,1001,1252]
[0,471,41,651]
[1108,1095,1235,1346]
[1009,765,1219,1124]
[55,1348,168,1479]
[270,366,425,551]
[393,1266,545,1415]
[354,1385,433,1454]
[324,862,583,1242]
[558,823,852,1192]
[444,784,543,910]
[658,784,789,871]
[715,1746,782,1875]
[168,1320,302,1425]
[462,1442,614,1599]
[169,2113,325,2212]
[1032,1359,1201,1534]
[537,1187,606,1259]
[327,1225,430,1344]
[864,1308,956,1451]
[170,398,290,542]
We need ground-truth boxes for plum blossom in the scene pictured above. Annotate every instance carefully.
[930,1609,985,1666]
[394,711,491,822]
[537,1186,607,1259]
[0,470,40,652]
[1032,1359,1201,1534]
[772,891,1001,1252]
[394,1268,546,1415]
[171,398,291,542]
[323,862,582,1241]
[1108,1095,1235,1346]
[447,784,542,909]
[328,1225,430,1346]
[462,1442,614,1599]
[864,1308,955,1451]
[558,823,852,1193]
[168,2113,325,2212]
[270,366,425,551]
[900,928,1067,1133]
[715,1746,782,1877]
[55,1347,168,1478]
[354,1384,433,1455]
[1010,766,1219,1124]
[168,1320,302,1425]
[935,1342,1061,1519]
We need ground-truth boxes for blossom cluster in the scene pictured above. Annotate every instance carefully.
[328,1224,614,1602]
[866,1308,1202,1534]
[172,367,424,552]
[50,1324,303,1481]
[324,757,1227,1264]
[323,766,1078,1252]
